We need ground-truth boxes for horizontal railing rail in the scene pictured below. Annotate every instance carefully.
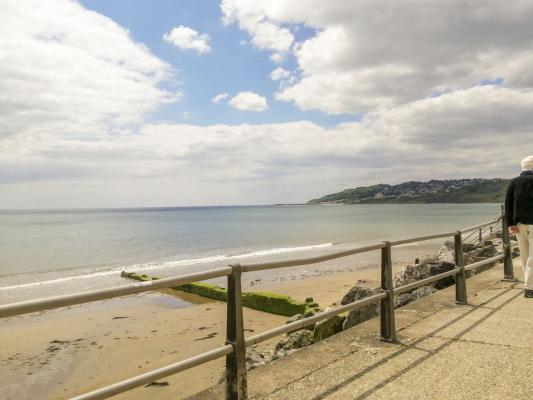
[241,242,386,272]
[389,231,457,247]
[0,206,516,400]
[0,267,233,318]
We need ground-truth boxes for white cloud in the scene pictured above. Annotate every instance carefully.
[0,0,177,140]
[163,25,211,54]
[221,0,294,53]
[3,84,531,207]
[270,67,291,81]
[228,91,269,111]
[212,92,229,103]
[2,0,533,208]
[222,0,533,114]
[270,53,284,63]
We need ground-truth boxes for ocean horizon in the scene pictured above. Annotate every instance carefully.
[0,203,501,304]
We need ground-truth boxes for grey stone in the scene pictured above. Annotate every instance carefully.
[340,285,374,305]
[312,311,346,342]
[272,330,314,361]
[246,348,267,371]
[275,330,313,352]
[396,286,437,308]
[393,263,430,288]
[342,303,379,330]
[463,243,478,252]
[464,244,498,264]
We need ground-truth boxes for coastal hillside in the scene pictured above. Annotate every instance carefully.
[307,179,509,204]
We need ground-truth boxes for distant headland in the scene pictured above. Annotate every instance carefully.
[307,178,509,205]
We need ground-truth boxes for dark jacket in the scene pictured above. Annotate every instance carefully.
[505,170,533,226]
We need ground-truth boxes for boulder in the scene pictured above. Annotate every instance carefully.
[425,260,456,289]
[340,284,374,305]
[342,303,379,330]
[464,244,498,264]
[393,263,429,288]
[272,330,314,360]
[338,283,380,331]
[312,311,346,342]
[396,286,437,308]
[394,258,455,291]
[437,243,455,263]
[246,348,267,371]
[275,330,313,351]
[462,243,478,252]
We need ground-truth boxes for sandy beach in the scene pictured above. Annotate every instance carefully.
[0,260,414,400]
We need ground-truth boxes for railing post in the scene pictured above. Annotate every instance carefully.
[478,228,482,244]
[380,241,396,343]
[501,205,516,282]
[225,264,247,400]
[454,232,468,305]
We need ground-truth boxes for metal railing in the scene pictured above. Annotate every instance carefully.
[0,207,516,400]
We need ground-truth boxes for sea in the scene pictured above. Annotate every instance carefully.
[0,204,501,304]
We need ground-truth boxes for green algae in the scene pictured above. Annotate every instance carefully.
[120,271,319,317]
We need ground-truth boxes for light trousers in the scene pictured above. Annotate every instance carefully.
[516,223,533,289]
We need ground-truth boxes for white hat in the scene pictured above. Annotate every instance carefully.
[521,155,533,171]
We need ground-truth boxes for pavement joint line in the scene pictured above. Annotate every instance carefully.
[405,334,528,350]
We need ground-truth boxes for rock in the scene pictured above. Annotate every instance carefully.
[342,303,379,330]
[393,263,429,288]
[246,348,267,371]
[272,330,314,361]
[396,286,436,308]
[394,257,455,291]
[462,243,478,252]
[341,285,374,305]
[271,348,295,361]
[464,244,498,264]
[476,245,498,258]
[312,311,346,342]
[275,330,313,352]
[425,260,456,289]
[436,241,455,263]
[339,283,381,331]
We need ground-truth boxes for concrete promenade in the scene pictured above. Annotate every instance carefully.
[192,259,533,400]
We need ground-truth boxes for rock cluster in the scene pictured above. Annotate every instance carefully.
[266,239,501,366]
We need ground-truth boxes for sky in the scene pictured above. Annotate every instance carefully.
[1,0,532,209]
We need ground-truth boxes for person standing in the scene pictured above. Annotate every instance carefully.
[505,155,533,297]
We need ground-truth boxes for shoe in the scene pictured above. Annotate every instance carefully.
[524,289,533,298]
